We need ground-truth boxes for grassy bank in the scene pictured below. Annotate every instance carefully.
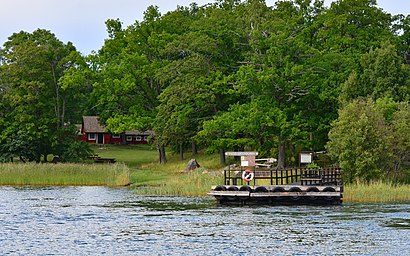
[129,152,410,203]
[2,145,410,203]
[344,180,410,203]
[0,163,130,186]
[130,152,224,196]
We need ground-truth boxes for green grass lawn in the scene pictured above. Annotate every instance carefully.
[91,144,158,169]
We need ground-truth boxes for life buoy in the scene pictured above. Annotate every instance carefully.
[241,169,254,182]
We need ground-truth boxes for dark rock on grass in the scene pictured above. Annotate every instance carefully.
[186,159,200,172]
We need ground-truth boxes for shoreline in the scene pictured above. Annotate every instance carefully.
[1,161,409,204]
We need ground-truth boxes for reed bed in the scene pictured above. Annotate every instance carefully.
[0,163,130,186]
[133,168,223,196]
[131,152,224,196]
[344,180,410,203]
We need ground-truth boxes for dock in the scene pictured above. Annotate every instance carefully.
[208,152,343,205]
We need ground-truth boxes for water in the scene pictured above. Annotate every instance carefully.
[0,186,409,255]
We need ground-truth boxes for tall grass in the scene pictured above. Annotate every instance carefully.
[133,168,223,196]
[0,163,130,186]
[344,180,410,203]
[131,152,224,196]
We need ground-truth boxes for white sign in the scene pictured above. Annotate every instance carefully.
[300,153,312,164]
[225,152,258,156]
[240,156,256,167]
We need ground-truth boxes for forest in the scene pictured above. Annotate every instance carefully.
[0,0,410,183]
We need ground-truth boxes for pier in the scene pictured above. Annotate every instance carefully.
[208,152,343,205]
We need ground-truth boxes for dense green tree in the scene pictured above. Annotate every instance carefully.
[154,1,249,160]
[389,102,410,180]
[0,29,89,162]
[394,14,410,64]
[340,42,410,104]
[317,0,393,53]
[327,99,390,182]
[89,6,203,163]
[327,98,410,182]
[198,0,330,167]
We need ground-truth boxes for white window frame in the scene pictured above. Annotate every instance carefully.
[112,134,121,139]
[88,133,96,140]
[136,136,142,141]
[143,136,148,141]
[126,136,133,142]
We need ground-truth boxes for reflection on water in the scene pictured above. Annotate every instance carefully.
[385,218,410,229]
[0,186,409,255]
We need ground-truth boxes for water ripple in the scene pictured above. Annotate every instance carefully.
[0,186,409,255]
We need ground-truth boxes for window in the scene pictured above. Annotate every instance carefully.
[112,134,120,139]
[143,136,148,141]
[126,136,133,142]
[88,133,96,140]
[136,136,142,141]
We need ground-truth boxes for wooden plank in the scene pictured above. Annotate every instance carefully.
[207,191,250,197]
[225,152,258,156]
[250,192,341,197]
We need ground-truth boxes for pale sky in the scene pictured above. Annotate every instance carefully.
[1,0,409,55]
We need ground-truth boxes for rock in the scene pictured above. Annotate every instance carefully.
[224,164,237,171]
[186,159,200,172]
[52,155,61,164]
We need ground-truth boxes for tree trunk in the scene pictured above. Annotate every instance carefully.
[35,146,41,163]
[51,62,60,128]
[158,144,167,164]
[191,141,197,155]
[234,146,240,162]
[278,135,286,169]
[179,142,184,161]
[219,148,226,165]
[61,96,66,127]
[19,156,26,163]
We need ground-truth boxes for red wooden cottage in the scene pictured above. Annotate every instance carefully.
[78,116,150,145]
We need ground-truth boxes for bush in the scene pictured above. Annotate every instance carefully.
[327,98,410,183]
[327,99,390,182]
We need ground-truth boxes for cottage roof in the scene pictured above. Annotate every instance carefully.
[83,116,105,133]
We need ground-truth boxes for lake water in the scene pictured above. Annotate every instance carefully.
[0,186,409,255]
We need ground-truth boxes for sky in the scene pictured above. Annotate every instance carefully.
[1,0,409,55]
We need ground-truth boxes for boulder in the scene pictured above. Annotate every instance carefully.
[186,159,200,172]
[52,155,61,164]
